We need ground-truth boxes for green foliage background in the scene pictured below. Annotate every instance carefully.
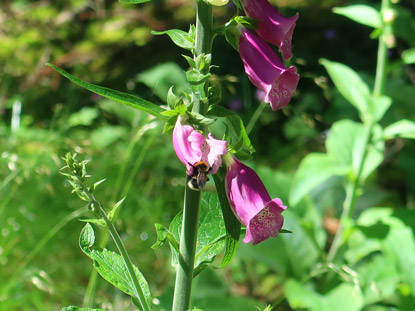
[1,0,414,310]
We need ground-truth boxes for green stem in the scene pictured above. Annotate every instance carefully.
[327,0,389,263]
[195,0,213,56]
[192,0,213,118]
[246,101,267,135]
[91,195,151,311]
[172,187,202,311]
[326,126,374,262]
[373,0,390,97]
[172,2,213,310]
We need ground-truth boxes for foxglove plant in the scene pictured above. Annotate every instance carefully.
[53,0,299,310]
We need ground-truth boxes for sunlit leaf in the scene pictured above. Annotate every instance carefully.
[47,63,167,120]
[384,119,415,139]
[402,48,415,64]
[68,107,100,128]
[320,59,372,123]
[285,279,363,311]
[333,5,381,29]
[326,120,384,181]
[371,95,392,123]
[151,29,194,51]
[290,153,346,206]
[136,62,189,102]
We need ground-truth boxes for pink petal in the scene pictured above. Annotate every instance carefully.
[172,117,204,173]
[225,157,287,245]
[240,0,298,60]
[244,199,286,245]
[239,29,299,110]
[205,134,228,174]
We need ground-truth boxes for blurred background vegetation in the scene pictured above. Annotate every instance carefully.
[0,0,414,310]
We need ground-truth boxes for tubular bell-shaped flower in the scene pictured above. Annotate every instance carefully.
[225,156,286,245]
[240,0,298,60]
[172,116,228,176]
[238,28,299,110]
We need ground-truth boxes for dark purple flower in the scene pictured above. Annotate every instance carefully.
[238,28,299,110]
[240,0,298,60]
[225,156,286,245]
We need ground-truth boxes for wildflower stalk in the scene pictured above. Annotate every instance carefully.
[63,154,150,311]
[81,189,151,311]
[172,1,213,310]
[327,0,390,263]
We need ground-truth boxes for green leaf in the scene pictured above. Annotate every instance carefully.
[320,59,372,123]
[207,80,222,105]
[371,95,392,123]
[207,105,235,118]
[333,5,381,29]
[326,120,384,181]
[402,48,415,64]
[68,107,100,128]
[384,119,415,139]
[79,223,95,252]
[285,279,363,311]
[136,62,189,103]
[356,254,400,305]
[167,86,181,110]
[213,174,241,268]
[290,153,346,206]
[151,29,194,51]
[46,63,167,120]
[162,115,178,134]
[119,0,151,3]
[79,218,106,227]
[61,307,106,311]
[352,208,415,293]
[169,193,227,276]
[108,196,126,222]
[79,224,153,307]
[151,223,179,252]
[223,115,254,153]
[185,69,211,85]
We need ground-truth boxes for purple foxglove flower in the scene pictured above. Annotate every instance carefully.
[172,116,227,175]
[225,157,286,245]
[240,0,298,60]
[239,28,299,110]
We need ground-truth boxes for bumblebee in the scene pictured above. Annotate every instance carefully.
[187,161,211,191]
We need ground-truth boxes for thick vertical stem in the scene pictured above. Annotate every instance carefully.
[172,188,202,311]
[192,0,213,118]
[195,0,213,56]
[172,1,213,310]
